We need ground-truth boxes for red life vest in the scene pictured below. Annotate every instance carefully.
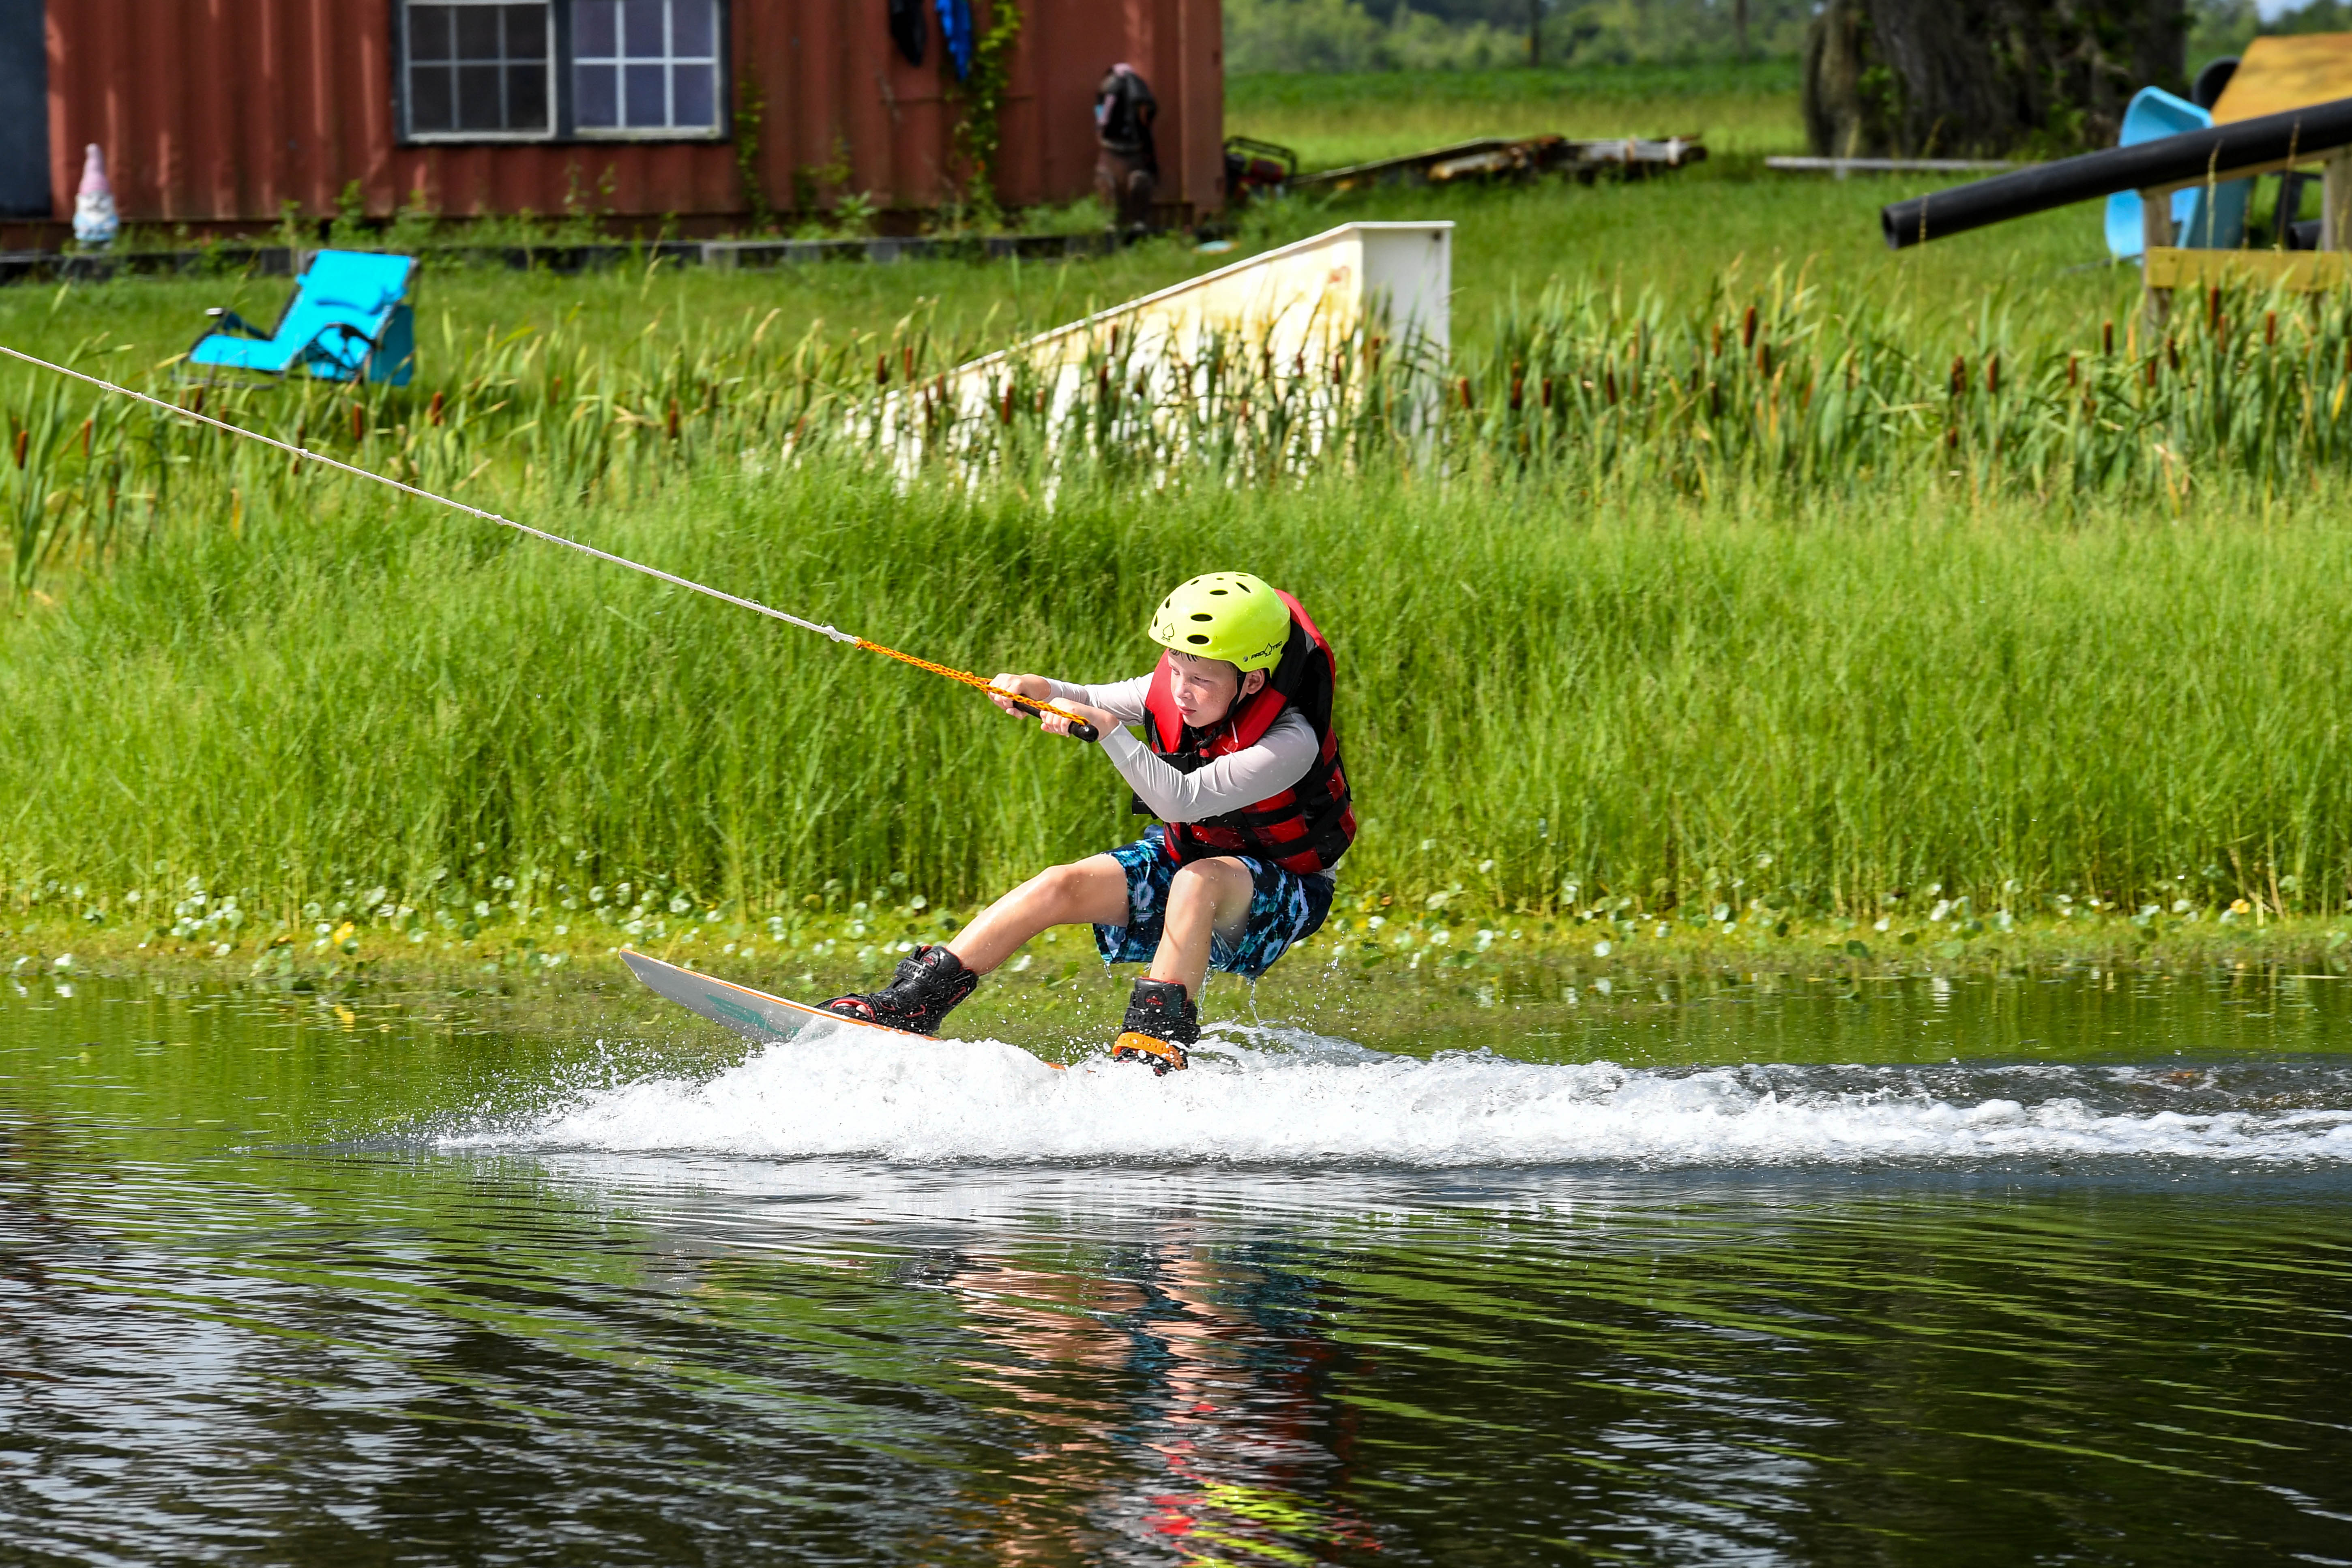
[1137,590,1355,875]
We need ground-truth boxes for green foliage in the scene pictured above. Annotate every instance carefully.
[325,181,373,250]
[3,260,2352,920]
[1225,58,1805,164]
[1226,0,1813,75]
[1548,0,1813,64]
[734,74,773,233]
[2267,0,2352,34]
[794,136,855,221]
[1226,0,1524,73]
[2189,0,2260,69]
[828,190,879,237]
[558,161,620,244]
[948,0,1024,226]
[384,186,443,253]
[5,440,2352,922]
[2189,0,2352,72]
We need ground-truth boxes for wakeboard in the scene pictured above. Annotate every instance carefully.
[621,950,905,1045]
[619,950,1074,1069]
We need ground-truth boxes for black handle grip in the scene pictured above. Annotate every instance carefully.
[1006,694,1098,743]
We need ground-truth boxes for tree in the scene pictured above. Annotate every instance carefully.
[1803,0,2187,159]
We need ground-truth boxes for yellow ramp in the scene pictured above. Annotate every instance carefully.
[876,222,1452,461]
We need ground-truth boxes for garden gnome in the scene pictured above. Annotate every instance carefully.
[73,144,118,248]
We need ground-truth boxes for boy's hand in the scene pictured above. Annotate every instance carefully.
[988,675,1112,741]
[1038,700,1117,740]
[987,673,1054,716]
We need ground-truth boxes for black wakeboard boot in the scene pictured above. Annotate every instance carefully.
[822,945,980,1036]
[1112,976,1197,1074]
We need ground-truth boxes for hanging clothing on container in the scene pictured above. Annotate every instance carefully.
[937,0,974,79]
[888,0,926,66]
[1094,64,1159,235]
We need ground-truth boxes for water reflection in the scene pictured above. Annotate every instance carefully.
[912,1235,1368,1563]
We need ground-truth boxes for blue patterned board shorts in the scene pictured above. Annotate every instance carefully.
[1094,827,1337,980]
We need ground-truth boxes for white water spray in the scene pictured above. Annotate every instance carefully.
[456,1026,2352,1169]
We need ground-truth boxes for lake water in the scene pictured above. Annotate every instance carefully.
[3,965,2349,1564]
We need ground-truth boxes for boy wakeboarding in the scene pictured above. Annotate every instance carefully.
[823,573,1354,1071]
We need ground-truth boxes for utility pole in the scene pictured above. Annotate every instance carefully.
[1529,0,1541,66]
[1734,0,1749,59]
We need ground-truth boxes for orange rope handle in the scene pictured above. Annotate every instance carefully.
[854,639,1103,730]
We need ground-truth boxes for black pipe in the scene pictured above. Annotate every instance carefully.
[1880,93,2352,250]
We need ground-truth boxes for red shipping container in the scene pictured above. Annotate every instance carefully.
[11,0,1222,237]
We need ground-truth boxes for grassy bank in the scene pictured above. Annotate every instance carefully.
[6,453,2352,934]
[9,893,2350,1032]
[6,143,2352,968]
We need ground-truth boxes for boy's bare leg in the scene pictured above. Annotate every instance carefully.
[946,855,1131,974]
[1147,857,1255,1002]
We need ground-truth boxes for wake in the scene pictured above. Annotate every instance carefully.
[447,1023,2352,1169]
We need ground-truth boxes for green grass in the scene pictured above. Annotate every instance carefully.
[5,103,2352,951]
[0,162,2142,377]
[6,210,2326,603]
[1226,59,1808,169]
[0,244,1245,383]
[5,453,2352,942]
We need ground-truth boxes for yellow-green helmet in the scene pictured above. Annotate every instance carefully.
[1148,572,1292,671]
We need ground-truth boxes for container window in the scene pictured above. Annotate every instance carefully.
[405,1,554,138]
[573,0,723,136]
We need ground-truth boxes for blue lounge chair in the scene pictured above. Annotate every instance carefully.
[2104,88,2250,260]
[185,250,417,385]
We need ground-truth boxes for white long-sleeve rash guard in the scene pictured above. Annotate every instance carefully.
[1043,674,1320,824]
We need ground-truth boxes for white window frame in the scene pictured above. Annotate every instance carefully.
[401,0,558,144]
[570,0,726,142]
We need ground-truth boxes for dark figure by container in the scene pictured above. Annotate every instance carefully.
[1094,64,1158,237]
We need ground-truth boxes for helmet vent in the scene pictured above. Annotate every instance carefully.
[1149,571,1285,671]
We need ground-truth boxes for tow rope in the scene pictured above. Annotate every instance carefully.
[0,344,1099,741]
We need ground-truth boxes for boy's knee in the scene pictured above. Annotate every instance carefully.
[1038,861,1090,899]
[1169,857,1245,898]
